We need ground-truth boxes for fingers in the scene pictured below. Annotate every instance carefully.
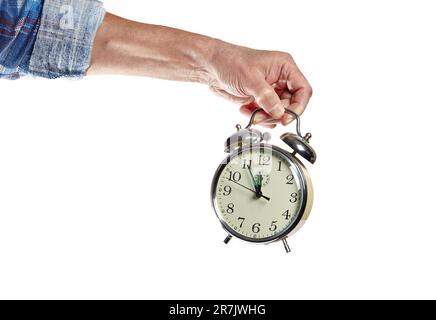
[246,78,285,119]
[240,103,277,128]
[278,73,312,125]
[240,77,312,127]
[246,72,312,126]
[278,99,296,125]
[287,75,312,113]
[210,86,254,104]
[280,72,312,123]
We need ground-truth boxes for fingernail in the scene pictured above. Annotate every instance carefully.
[269,104,285,119]
[253,114,268,124]
[283,114,295,125]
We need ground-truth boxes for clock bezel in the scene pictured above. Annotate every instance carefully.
[211,143,312,244]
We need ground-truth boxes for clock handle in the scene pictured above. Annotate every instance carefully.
[245,108,303,138]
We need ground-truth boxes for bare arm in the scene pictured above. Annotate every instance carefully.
[88,13,312,126]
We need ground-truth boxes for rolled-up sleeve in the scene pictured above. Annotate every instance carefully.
[28,0,105,78]
[0,0,44,79]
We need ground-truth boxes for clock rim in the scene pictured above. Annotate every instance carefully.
[211,143,313,244]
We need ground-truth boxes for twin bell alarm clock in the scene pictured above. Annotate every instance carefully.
[210,109,316,253]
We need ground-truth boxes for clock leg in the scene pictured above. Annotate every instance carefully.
[224,235,233,244]
[282,238,291,253]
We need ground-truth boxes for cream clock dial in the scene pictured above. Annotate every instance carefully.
[215,148,302,241]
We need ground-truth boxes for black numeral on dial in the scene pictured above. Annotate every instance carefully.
[228,171,241,182]
[286,174,294,185]
[289,193,298,203]
[222,185,232,196]
[258,155,271,166]
[226,203,235,214]
[252,223,261,233]
[238,217,245,228]
[242,159,252,169]
[269,221,278,232]
[282,209,291,220]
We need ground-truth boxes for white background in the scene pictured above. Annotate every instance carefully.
[0,0,435,299]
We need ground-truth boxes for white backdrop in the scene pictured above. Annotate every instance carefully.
[1,0,435,299]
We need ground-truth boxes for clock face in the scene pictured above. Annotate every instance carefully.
[213,146,305,242]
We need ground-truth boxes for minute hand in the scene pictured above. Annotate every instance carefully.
[229,179,271,201]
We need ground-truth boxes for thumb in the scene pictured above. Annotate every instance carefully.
[247,79,285,119]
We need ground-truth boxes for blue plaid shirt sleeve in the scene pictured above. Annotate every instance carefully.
[0,0,43,79]
[0,0,105,79]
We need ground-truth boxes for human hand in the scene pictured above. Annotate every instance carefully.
[88,14,310,127]
[205,41,312,127]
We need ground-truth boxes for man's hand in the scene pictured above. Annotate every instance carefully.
[205,42,312,127]
[89,13,312,126]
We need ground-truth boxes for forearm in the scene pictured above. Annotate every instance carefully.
[88,13,216,83]
[87,12,312,125]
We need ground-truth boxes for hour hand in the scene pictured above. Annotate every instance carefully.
[256,174,263,194]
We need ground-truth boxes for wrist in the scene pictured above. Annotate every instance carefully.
[189,36,223,84]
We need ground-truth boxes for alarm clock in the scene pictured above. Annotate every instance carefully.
[211,109,316,253]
